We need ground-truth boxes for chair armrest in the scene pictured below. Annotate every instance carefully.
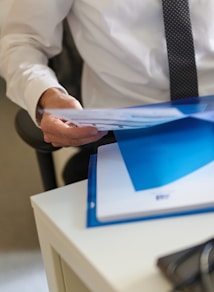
[15,108,61,190]
[15,108,60,152]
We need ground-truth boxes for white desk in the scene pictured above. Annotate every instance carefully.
[31,180,214,292]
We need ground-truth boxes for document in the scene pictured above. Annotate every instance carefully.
[45,107,184,130]
[87,142,214,227]
[44,94,214,130]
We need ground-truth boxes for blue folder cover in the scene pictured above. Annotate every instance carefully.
[114,95,214,191]
[114,117,214,191]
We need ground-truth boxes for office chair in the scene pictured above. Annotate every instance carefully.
[14,20,83,191]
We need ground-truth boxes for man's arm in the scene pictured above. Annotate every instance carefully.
[0,0,71,122]
[0,0,107,146]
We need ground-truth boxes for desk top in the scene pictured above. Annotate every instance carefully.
[31,180,214,292]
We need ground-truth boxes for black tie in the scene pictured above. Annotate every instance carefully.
[161,0,199,100]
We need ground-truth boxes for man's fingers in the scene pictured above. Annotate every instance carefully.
[41,114,108,147]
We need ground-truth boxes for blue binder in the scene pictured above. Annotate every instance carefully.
[86,96,214,227]
[86,150,214,228]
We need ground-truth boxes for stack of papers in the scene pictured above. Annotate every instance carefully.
[45,95,214,131]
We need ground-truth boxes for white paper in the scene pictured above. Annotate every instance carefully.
[96,143,214,222]
[44,107,185,131]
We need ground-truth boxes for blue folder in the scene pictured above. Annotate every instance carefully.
[86,96,214,227]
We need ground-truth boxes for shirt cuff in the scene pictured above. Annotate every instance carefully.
[24,77,67,126]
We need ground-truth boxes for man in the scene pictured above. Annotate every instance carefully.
[1,0,214,181]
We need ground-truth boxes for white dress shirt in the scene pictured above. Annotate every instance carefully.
[1,0,214,124]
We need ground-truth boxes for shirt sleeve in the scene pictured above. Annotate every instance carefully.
[0,0,73,124]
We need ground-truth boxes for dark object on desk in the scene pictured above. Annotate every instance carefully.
[156,238,214,292]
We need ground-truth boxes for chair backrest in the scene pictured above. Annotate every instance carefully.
[49,19,83,103]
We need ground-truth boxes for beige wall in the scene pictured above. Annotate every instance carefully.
[0,0,13,29]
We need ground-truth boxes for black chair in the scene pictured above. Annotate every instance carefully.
[14,19,83,191]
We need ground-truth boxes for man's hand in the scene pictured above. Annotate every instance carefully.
[38,88,107,147]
